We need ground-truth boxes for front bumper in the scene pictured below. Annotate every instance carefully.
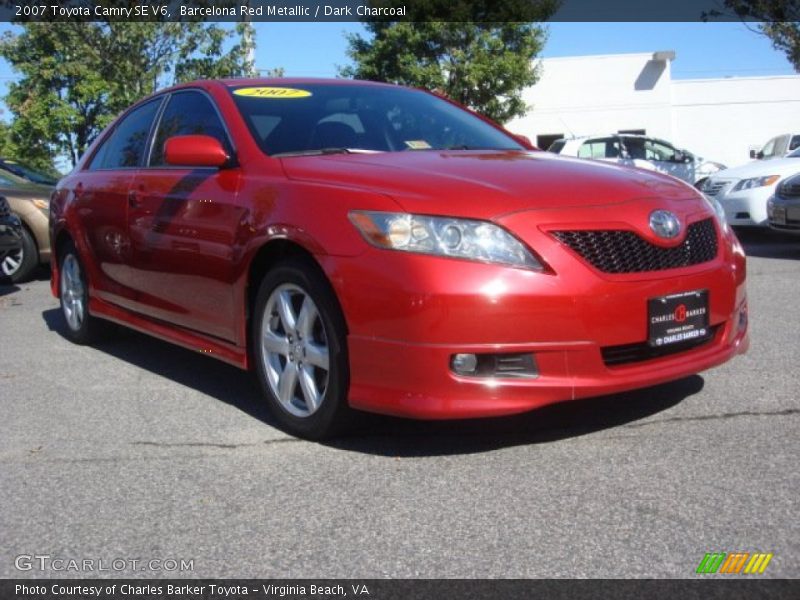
[330,223,748,419]
[715,186,773,227]
[768,196,800,233]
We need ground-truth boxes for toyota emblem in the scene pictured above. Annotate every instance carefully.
[649,210,682,240]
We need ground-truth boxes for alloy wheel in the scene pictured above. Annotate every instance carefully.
[60,254,85,331]
[0,247,23,277]
[260,283,331,418]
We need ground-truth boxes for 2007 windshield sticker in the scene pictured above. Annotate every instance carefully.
[233,87,312,99]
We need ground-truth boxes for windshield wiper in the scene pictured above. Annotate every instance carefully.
[439,145,520,151]
[272,148,383,158]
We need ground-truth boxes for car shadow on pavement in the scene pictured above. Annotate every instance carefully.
[735,227,800,260]
[0,265,50,290]
[42,307,703,456]
[332,376,703,456]
[0,282,20,295]
[41,307,275,424]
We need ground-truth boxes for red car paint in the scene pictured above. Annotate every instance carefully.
[50,79,748,419]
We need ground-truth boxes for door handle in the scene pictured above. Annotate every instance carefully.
[128,190,140,208]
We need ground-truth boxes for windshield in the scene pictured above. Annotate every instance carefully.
[229,83,523,157]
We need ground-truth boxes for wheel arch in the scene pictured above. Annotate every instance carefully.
[50,228,75,296]
[245,239,349,350]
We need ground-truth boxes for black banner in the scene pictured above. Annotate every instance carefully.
[1,579,799,600]
[0,0,795,23]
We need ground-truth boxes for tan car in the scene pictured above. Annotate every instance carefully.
[0,171,52,282]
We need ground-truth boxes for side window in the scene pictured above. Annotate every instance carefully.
[644,140,678,162]
[790,135,800,152]
[623,137,646,160]
[88,99,161,170]
[761,137,777,159]
[578,138,621,159]
[150,91,230,166]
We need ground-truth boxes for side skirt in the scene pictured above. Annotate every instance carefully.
[88,296,249,370]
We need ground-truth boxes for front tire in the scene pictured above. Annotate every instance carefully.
[252,257,352,439]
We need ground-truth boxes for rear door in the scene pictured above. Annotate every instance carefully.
[125,89,245,341]
[66,97,163,308]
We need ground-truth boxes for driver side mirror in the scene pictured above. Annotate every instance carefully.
[674,151,693,164]
[164,135,230,168]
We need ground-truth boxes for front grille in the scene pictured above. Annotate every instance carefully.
[0,196,9,218]
[601,325,719,366]
[551,218,718,274]
[703,180,730,197]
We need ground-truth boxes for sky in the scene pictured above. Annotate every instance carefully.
[0,21,794,120]
[248,22,795,79]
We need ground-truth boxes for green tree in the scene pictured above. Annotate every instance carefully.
[339,3,558,124]
[0,22,256,169]
[705,1,799,71]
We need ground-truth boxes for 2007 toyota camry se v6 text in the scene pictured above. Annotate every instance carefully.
[49,79,750,439]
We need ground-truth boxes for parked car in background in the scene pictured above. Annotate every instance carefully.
[50,78,748,439]
[0,195,23,275]
[0,171,52,282]
[0,158,59,186]
[548,134,726,185]
[749,134,800,160]
[700,147,800,228]
[767,172,800,234]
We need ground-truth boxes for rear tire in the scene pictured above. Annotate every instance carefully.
[58,241,108,344]
[252,257,352,439]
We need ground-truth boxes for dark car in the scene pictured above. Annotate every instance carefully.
[0,158,59,186]
[767,172,800,234]
[0,195,23,274]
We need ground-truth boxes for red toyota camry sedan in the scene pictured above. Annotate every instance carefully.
[49,78,749,438]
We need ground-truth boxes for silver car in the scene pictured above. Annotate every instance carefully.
[768,172,800,234]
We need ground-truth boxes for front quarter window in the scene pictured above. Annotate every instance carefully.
[88,98,162,170]
[150,91,231,166]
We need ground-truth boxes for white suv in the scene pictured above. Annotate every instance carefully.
[548,134,726,185]
[701,147,800,228]
[750,133,800,160]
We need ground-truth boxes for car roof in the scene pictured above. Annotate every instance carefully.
[218,77,399,89]
[155,78,403,96]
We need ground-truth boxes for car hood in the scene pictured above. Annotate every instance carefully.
[711,156,800,180]
[280,150,698,220]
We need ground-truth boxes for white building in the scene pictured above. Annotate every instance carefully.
[509,51,800,168]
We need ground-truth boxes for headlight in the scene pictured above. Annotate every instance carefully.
[349,211,543,271]
[702,194,729,233]
[731,175,780,192]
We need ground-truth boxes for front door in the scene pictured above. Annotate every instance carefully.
[126,90,245,342]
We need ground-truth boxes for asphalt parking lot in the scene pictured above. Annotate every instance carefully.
[1,230,798,579]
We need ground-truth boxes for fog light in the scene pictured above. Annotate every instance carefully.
[450,352,539,378]
[451,353,478,375]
